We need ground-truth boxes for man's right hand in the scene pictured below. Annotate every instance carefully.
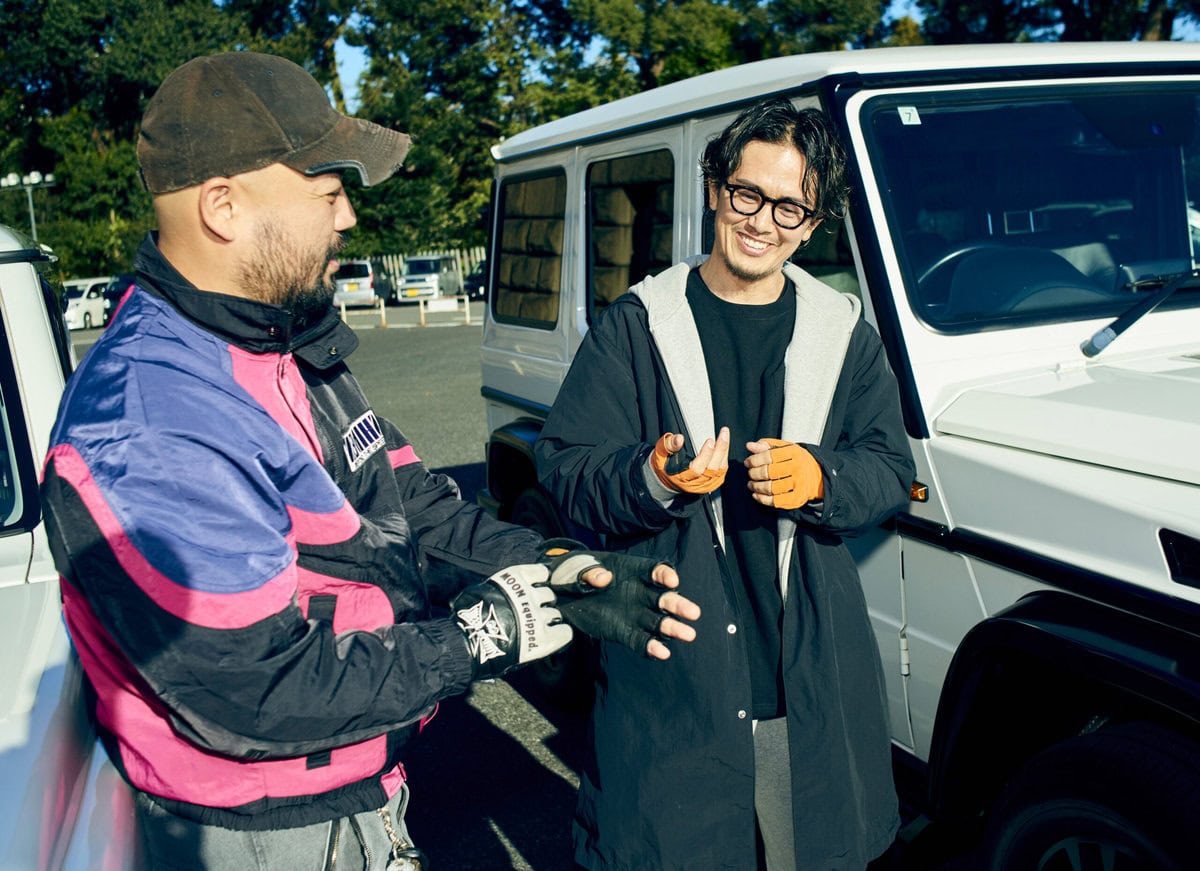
[539,541,700,660]
[650,426,731,494]
[449,565,572,681]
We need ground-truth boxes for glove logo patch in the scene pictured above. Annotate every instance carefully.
[455,600,510,663]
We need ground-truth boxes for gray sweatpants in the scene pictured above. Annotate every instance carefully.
[755,716,796,871]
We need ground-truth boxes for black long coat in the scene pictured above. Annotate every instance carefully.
[535,260,915,870]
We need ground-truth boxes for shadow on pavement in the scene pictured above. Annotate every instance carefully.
[401,685,588,870]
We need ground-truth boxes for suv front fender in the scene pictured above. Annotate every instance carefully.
[926,588,1200,824]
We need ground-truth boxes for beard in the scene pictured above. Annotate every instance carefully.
[716,245,785,286]
[723,251,780,284]
[237,220,346,324]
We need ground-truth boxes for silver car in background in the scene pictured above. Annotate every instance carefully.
[396,255,462,301]
[332,259,382,307]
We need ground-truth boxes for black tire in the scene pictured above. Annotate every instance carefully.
[509,487,595,711]
[984,722,1200,871]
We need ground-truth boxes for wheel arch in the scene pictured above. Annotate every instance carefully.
[484,417,543,521]
[926,589,1200,826]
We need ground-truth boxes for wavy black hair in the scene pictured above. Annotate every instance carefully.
[699,96,848,223]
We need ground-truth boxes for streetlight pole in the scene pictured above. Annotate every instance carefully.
[0,171,57,242]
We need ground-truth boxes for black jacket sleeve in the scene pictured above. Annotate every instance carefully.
[536,300,699,539]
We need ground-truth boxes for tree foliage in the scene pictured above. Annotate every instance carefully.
[918,0,1200,43]
[0,0,1196,279]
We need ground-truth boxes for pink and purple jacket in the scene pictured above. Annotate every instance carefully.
[40,235,544,830]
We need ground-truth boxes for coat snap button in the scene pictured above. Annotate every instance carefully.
[727,624,737,634]
[737,710,747,719]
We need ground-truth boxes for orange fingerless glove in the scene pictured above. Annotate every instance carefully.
[650,433,727,494]
[759,438,824,509]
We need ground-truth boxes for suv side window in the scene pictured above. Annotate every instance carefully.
[790,218,860,299]
[493,171,567,328]
[587,150,674,320]
[0,273,63,532]
[0,382,23,525]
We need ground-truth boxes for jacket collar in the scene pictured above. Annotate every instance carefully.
[132,233,358,370]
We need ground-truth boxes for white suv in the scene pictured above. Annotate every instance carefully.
[479,43,1200,868]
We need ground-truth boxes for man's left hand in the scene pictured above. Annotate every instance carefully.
[540,541,700,659]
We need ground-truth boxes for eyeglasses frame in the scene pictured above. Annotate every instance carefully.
[722,183,815,230]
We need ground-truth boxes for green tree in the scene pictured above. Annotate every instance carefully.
[885,15,927,46]
[732,0,889,57]
[0,0,251,274]
[348,0,635,253]
[918,0,1200,42]
[0,0,385,276]
[566,0,742,90]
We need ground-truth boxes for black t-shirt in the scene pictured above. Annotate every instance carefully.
[686,269,795,719]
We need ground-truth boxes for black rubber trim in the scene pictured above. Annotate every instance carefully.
[0,248,51,266]
[1161,529,1200,589]
[479,386,550,420]
[896,513,1200,633]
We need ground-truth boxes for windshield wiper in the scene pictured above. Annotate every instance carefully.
[1081,268,1200,358]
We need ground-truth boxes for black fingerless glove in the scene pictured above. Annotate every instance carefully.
[449,564,572,681]
[538,538,675,657]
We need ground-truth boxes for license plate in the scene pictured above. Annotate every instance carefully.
[346,282,359,291]
[405,288,419,297]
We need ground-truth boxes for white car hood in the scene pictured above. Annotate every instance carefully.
[935,350,1200,486]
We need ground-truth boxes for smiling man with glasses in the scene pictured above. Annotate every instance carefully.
[535,96,915,870]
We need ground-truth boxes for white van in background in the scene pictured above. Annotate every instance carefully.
[479,43,1200,867]
[62,276,109,330]
[396,255,462,301]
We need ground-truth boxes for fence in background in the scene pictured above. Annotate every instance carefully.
[373,246,486,289]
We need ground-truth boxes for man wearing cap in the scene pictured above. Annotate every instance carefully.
[39,51,700,870]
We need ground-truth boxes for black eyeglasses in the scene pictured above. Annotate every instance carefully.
[723,184,814,230]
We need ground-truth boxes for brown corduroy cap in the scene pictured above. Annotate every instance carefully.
[137,52,411,194]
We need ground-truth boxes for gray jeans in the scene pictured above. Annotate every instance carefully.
[135,783,422,870]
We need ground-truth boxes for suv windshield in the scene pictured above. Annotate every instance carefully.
[405,258,439,275]
[865,83,1200,332]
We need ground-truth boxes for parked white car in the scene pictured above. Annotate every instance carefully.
[332,259,385,308]
[62,276,109,330]
[480,43,1200,868]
